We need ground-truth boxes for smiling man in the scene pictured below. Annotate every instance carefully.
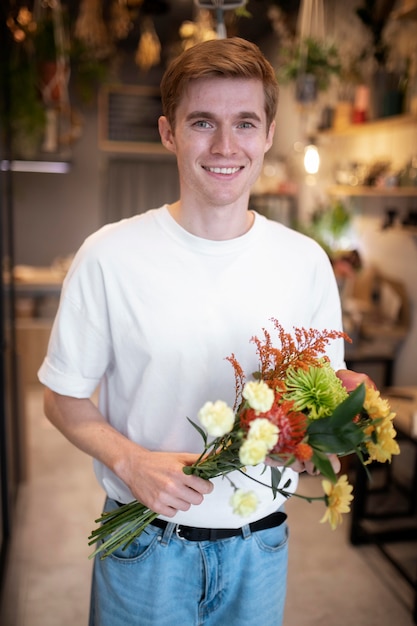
[39,38,347,626]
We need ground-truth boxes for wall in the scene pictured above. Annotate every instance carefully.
[13,108,103,266]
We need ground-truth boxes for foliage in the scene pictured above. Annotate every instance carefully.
[278,36,341,92]
[297,200,352,254]
[70,37,111,104]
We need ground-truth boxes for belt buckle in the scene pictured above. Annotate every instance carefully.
[175,524,186,540]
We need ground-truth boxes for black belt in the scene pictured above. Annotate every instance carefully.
[115,502,286,542]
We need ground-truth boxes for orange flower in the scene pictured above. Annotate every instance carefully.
[294,442,313,462]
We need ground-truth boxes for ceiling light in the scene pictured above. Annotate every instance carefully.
[303,143,320,174]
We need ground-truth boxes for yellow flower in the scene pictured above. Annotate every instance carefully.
[320,475,353,530]
[239,438,269,466]
[198,400,235,437]
[230,489,259,516]
[365,416,400,464]
[364,387,392,420]
[247,417,279,451]
[362,387,400,464]
[242,380,274,414]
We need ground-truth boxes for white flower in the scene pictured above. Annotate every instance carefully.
[239,438,269,466]
[198,400,235,437]
[230,489,259,516]
[242,380,274,413]
[247,417,279,451]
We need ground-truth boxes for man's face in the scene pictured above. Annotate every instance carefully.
[159,77,275,209]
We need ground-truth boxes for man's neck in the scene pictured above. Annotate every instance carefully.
[167,200,254,241]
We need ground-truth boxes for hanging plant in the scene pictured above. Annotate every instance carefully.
[278,36,341,97]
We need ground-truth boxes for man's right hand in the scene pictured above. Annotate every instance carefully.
[119,449,214,517]
[43,386,213,518]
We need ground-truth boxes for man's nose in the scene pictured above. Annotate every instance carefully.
[211,126,238,156]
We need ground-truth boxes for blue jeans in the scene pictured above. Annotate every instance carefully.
[89,498,288,626]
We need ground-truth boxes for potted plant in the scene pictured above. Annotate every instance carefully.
[278,36,341,103]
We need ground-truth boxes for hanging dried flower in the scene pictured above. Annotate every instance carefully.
[135,17,161,71]
[75,0,112,59]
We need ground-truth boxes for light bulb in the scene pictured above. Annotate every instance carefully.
[304,144,320,174]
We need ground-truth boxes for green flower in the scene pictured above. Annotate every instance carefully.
[284,361,348,420]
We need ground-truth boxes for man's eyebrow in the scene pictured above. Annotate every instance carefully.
[185,111,263,122]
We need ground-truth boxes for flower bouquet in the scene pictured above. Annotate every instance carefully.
[88,319,399,559]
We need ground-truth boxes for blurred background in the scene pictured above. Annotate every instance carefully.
[1,1,417,624]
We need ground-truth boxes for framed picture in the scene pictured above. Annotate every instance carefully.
[98,84,167,154]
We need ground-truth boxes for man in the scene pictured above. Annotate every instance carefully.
[39,37,347,625]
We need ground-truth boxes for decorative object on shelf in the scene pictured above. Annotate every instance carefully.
[352,84,370,123]
[355,0,413,119]
[33,0,71,154]
[399,155,417,187]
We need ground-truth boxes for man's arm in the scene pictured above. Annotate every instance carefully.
[43,388,213,516]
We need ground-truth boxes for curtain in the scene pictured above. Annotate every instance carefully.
[102,156,180,224]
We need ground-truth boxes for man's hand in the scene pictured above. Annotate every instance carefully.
[43,388,213,518]
[336,368,376,392]
[120,449,214,518]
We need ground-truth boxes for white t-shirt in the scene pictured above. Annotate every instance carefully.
[38,206,346,527]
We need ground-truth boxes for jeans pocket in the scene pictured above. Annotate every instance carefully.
[253,522,288,553]
[107,524,161,563]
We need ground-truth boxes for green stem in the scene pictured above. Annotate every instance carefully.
[236,468,326,504]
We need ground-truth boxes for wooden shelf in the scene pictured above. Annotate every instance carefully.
[320,114,417,138]
[0,159,71,174]
[328,185,417,197]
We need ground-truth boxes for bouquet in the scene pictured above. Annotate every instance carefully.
[88,319,399,559]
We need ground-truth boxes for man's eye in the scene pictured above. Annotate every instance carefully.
[238,122,254,129]
[194,120,211,128]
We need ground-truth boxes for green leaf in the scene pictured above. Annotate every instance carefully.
[306,384,366,454]
[308,422,365,455]
[186,417,207,445]
[311,450,337,482]
[328,383,365,426]
[270,466,282,499]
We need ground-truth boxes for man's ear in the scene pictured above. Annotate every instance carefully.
[264,119,275,154]
[158,116,176,154]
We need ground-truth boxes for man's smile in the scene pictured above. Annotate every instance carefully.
[203,166,243,174]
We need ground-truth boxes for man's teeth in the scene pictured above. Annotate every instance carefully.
[206,167,240,174]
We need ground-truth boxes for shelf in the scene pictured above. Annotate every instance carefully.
[328,185,417,197]
[0,160,71,174]
[320,114,417,138]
